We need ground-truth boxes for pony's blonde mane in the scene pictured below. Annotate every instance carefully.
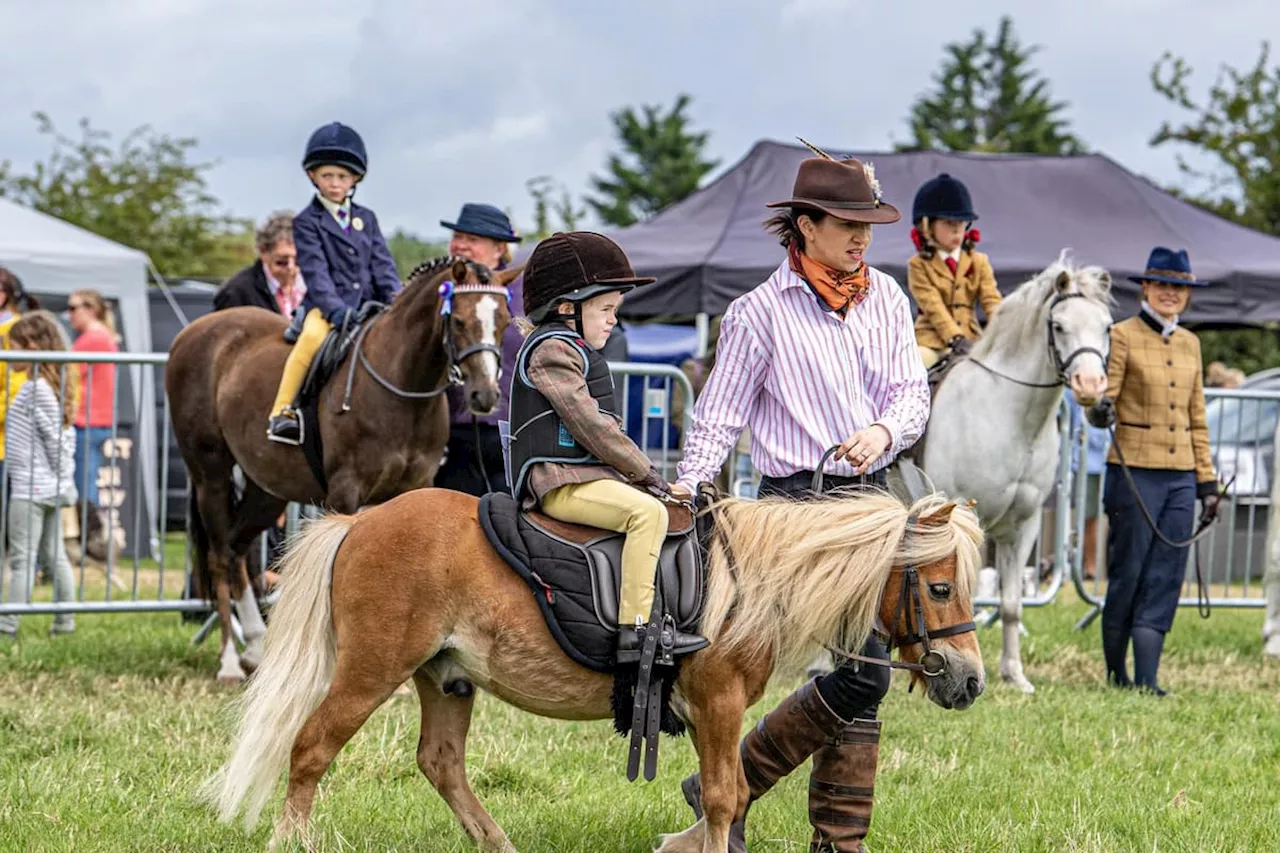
[700,491,983,674]
[970,251,1113,360]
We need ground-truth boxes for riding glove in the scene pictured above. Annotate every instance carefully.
[1199,493,1222,526]
[1086,397,1116,429]
[948,335,973,357]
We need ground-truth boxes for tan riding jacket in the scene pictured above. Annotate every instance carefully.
[1103,313,1216,490]
[907,249,1002,350]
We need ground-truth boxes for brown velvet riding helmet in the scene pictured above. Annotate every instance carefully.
[522,231,655,323]
[767,156,901,225]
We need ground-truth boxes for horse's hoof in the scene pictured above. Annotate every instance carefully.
[1264,633,1280,660]
[1001,673,1036,694]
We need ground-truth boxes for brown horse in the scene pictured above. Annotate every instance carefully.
[201,487,985,852]
[166,257,520,684]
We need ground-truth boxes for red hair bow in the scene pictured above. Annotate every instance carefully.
[966,228,981,244]
[910,227,926,252]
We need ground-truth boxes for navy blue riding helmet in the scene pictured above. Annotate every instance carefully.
[302,122,368,177]
[912,173,979,223]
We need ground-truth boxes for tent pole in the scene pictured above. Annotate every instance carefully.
[695,313,709,360]
[147,260,191,328]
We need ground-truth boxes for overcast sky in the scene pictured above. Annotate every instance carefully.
[1,0,1274,251]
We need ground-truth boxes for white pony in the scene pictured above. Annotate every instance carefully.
[921,255,1113,692]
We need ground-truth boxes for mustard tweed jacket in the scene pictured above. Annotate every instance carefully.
[907,249,1002,350]
[1103,313,1217,494]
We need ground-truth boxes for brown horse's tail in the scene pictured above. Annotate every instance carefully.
[198,513,355,830]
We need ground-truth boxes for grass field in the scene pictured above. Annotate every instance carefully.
[1,589,1279,853]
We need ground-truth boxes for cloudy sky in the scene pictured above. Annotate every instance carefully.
[1,0,1274,252]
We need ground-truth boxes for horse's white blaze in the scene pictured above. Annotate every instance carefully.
[476,295,500,381]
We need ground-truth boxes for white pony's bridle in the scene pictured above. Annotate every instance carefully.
[967,292,1108,389]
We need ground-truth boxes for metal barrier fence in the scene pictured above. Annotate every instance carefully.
[0,345,1270,626]
[1068,387,1276,629]
[0,350,694,620]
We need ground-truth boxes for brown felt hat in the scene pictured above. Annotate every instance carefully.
[767,157,901,224]
[523,231,655,323]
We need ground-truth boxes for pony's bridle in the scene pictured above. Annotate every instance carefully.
[828,521,976,679]
[968,292,1109,389]
[340,270,511,409]
[437,278,512,386]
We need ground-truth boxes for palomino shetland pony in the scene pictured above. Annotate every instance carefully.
[921,255,1112,693]
[166,257,519,685]
[202,488,985,852]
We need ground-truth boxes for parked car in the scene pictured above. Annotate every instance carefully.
[1204,367,1280,499]
[1199,368,1280,583]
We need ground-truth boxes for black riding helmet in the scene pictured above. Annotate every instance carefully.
[523,232,655,325]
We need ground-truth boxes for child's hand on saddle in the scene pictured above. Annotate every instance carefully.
[669,484,693,502]
[637,467,672,495]
[836,425,892,475]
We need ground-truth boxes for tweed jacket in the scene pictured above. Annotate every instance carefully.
[907,249,1002,349]
[521,336,652,507]
[1103,312,1216,494]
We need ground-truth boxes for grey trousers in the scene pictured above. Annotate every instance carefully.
[0,499,75,634]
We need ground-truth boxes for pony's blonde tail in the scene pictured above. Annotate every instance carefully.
[198,513,355,830]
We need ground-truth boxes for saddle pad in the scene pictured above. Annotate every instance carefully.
[479,493,705,674]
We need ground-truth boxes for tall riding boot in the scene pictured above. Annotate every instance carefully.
[809,718,881,852]
[1100,621,1132,688]
[682,678,849,852]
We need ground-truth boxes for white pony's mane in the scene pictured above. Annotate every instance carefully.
[969,250,1113,361]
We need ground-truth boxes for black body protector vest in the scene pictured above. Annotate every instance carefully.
[508,322,618,503]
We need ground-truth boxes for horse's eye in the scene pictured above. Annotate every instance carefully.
[1052,322,1064,333]
[450,316,466,332]
[928,582,953,600]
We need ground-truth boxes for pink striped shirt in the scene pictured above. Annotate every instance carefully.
[676,260,929,491]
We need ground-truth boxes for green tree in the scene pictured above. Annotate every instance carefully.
[1150,41,1280,236]
[897,16,1085,155]
[525,176,586,241]
[0,112,250,277]
[386,229,448,275]
[586,94,719,228]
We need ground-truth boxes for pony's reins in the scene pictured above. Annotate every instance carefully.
[964,292,1108,390]
[1102,432,1232,618]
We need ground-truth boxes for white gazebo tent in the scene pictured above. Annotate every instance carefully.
[0,197,159,556]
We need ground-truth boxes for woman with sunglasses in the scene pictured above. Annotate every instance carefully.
[214,212,306,315]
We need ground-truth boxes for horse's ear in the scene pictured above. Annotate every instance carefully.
[917,501,956,528]
[451,258,469,282]
[1053,270,1072,293]
[496,264,525,287]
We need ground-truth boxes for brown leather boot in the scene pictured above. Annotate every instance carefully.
[809,718,881,852]
[682,678,850,852]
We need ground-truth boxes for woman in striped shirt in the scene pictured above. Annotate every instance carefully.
[0,312,79,638]
[675,152,929,851]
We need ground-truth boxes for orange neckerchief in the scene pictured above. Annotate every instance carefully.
[788,242,871,315]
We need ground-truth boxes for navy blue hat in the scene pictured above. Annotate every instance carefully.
[441,203,522,243]
[303,122,367,176]
[1128,247,1211,287]
[912,173,978,223]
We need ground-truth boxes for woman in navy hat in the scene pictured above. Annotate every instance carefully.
[434,204,525,496]
[906,173,1002,368]
[1086,247,1222,695]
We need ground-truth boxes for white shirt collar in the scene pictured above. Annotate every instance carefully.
[942,246,961,264]
[316,193,351,225]
[1141,301,1179,339]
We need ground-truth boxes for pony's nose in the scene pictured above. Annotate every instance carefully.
[966,674,984,700]
[469,388,498,415]
[1071,372,1107,405]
